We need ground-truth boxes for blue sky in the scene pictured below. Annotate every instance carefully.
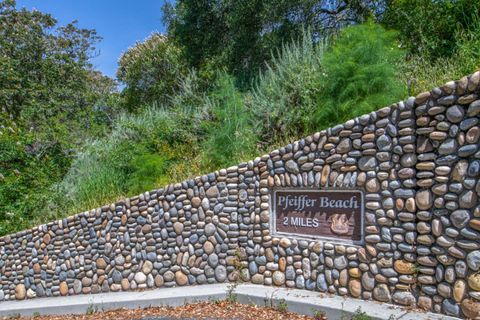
[16,0,167,79]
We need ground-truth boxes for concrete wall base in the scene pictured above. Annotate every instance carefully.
[0,284,459,320]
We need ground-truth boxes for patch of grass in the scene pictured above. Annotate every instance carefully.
[277,298,288,313]
[312,308,326,320]
[400,14,480,95]
[350,307,372,320]
[86,303,98,315]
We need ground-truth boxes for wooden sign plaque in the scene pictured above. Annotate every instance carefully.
[271,189,364,243]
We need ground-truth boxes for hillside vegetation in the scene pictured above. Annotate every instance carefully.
[1,0,480,235]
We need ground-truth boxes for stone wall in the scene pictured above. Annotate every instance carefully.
[0,72,479,318]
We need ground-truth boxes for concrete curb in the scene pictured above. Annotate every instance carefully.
[0,284,459,320]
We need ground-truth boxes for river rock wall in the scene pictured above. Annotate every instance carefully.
[0,72,479,318]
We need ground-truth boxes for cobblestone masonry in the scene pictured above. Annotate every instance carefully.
[0,72,479,318]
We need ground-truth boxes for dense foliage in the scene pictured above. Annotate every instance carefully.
[56,107,203,216]
[201,73,257,168]
[0,0,115,234]
[250,22,405,145]
[314,22,405,128]
[250,33,326,144]
[1,0,480,234]
[162,0,384,82]
[382,0,480,61]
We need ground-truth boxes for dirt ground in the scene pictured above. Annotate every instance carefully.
[8,300,326,320]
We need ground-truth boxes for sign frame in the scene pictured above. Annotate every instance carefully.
[269,188,365,245]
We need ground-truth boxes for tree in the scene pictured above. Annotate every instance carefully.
[0,0,115,235]
[163,0,385,82]
[117,33,186,111]
[0,0,113,127]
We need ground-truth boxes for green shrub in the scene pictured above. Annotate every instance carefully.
[168,69,209,112]
[202,73,257,170]
[53,107,202,216]
[250,31,327,145]
[277,298,288,313]
[312,309,326,320]
[314,22,406,128]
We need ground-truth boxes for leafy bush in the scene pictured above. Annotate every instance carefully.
[314,22,406,128]
[168,69,208,111]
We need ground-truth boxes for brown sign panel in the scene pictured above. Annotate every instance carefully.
[272,189,363,243]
